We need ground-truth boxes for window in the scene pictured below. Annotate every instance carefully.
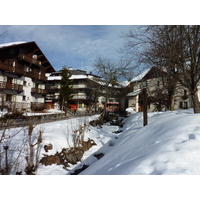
[23,81,27,86]
[13,79,17,84]
[2,94,6,101]
[6,94,12,102]
[3,76,7,83]
[12,95,16,102]
[23,96,26,101]
[184,102,188,109]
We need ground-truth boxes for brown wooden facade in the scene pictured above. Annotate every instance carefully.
[0,41,55,112]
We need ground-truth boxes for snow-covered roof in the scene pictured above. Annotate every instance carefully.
[48,74,89,81]
[119,80,130,87]
[127,89,142,97]
[0,41,27,49]
[130,69,150,83]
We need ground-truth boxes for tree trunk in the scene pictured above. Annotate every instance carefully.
[28,125,34,169]
[192,92,200,113]
[169,94,175,111]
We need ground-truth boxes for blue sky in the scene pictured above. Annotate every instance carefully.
[0,25,131,72]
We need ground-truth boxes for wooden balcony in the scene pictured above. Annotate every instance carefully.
[17,54,41,66]
[26,71,47,81]
[0,81,23,93]
[0,62,47,81]
[46,85,60,92]
[31,88,47,95]
[0,62,25,75]
[45,95,60,101]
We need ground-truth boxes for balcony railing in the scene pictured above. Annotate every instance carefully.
[72,84,86,89]
[26,71,47,82]
[46,85,60,91]
[0,63,47,81]
[0,81,23,92]
[17,54,41,66]
[45,95,60,100]
[31,88,47,95]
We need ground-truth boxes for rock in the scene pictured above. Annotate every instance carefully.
[44,144,53,152]
[40,153,61,166]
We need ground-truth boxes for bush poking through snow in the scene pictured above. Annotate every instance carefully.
[109,140,115,146]
[44,144,53,152]
[39,124,96,169]
[40,138,97,168]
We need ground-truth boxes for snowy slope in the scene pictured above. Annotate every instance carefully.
[81,109,200,175]
[2,109,200,175]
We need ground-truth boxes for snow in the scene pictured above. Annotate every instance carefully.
[0,41,27,48]
[81,109,200,175]
[125,107,136,114]
[3,109,200,176]
[127,88,141,96]
[2,109,200,198]
[48,74,88,81]
[130,68,150,83]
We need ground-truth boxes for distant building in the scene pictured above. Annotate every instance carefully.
[0,41,55,112]
[46,68,103,113]
[126,67,193,112]
[46,68,124,113]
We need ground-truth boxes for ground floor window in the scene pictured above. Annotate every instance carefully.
[12,95,16,102]
[6,94,12,101]
[179,101,188,109]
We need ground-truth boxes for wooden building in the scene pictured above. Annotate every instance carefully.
[0,41,55,112]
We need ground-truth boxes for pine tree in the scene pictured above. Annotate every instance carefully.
[59,66,74,115]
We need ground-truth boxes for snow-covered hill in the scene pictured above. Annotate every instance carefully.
[2,109,200,176]
[81,109,200,175]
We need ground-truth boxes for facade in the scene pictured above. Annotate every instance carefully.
[46,68,123,113]
[0,41,55,112]
[127,67,193,112]
[46,68,102,112]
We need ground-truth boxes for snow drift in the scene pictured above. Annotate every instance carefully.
[81,109,200,175]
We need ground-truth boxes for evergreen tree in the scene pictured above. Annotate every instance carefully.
[59,66,74,114]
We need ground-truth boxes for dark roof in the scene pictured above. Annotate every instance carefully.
[0,41,55,73]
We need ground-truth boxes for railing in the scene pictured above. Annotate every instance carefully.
[0,62,25,75]
[0,81,23,92]
[0,63,15,73]
[17,54,41,66]
[26,71,47,81]
[45,95,60,100]
[31,88,47,95]
[73,84,87,89]
[46,85,60,91]
[0,62,47,81]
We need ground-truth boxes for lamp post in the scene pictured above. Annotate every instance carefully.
[141,80,148,126]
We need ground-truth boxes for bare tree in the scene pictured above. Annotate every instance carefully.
[25,122,44,174]
[93,56,132,114]
[85,78,104,112]
[122,25,200,113]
